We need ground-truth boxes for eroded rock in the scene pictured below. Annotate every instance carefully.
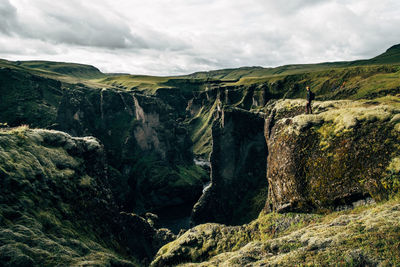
[192,108,268,225]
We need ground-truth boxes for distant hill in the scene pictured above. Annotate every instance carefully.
[14,60,105,79]
[367,44,400,64]
[1,43,400,95]
[183,44,400,80]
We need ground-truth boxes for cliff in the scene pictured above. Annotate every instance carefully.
[0,127,174,266]
[265,99,400,212]
[56,88,205,213]
[191,108,268,225]
[0,67,207,215]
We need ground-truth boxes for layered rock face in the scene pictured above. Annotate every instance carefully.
[56,88,202,212]
[191,108,268,225]
[264,99,400,212]
[0,128,174,266]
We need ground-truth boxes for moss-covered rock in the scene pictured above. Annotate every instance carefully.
[153,198,400,266]
[0,128,175,266]
[264,99,400,212]
[0,68,62,128]
[191,108,268,226]
[151,209,319,266]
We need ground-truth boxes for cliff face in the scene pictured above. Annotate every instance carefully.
[56,88,203,212]
[191,108,268,225]
[190,96,400,224]
[0,67,207,215]
[0,68,62,128]
[264,99,400,212]
[0,128,174,266]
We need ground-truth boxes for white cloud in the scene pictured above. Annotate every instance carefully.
[0,0,399,75]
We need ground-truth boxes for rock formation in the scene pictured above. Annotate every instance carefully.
[264,99,400,212]
[192,108,268,226]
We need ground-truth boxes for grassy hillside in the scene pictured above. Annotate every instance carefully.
[365,44,400,65]
[183,44,400,81]
[15,61,105,79]
[183,63,348,80]
[96,75,172,93]
[0,59,108,88]
[1,43,399,98]
[228,64,400,100]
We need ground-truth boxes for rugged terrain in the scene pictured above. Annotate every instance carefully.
[0,127,174,266]
[1,44,400,266]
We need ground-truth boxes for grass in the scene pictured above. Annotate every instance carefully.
[15,60,105,79]
[182,44,400,81]
[96,75,172,93]
[188,98,220,157]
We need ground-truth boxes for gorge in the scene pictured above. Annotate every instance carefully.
[1,44,400,266]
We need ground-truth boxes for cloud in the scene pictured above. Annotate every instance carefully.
[7,0,189,50]
[0,0,18,34]
[1,0,400,75]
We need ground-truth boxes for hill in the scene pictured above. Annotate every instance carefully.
[368,44,400,64]
[14,60,106,79]
[183,44,400,80]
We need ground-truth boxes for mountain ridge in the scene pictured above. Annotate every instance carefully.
[1,43,400,81]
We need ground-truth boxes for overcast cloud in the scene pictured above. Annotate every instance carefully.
[0,0,399,75]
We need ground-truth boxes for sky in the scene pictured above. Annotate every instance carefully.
[0,0,399,76]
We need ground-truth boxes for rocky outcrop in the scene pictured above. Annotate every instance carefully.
[264,99,400,212]
[0,127,175,266]
[191,108,268,225]
[153,199,400,266]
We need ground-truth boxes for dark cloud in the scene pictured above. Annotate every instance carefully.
[4,0,189,51]
[14,0,148,49]
[0,0,18,34]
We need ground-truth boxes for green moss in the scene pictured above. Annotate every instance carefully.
[0,129,140,266]
[79,175,93,187]
[188,98,220,157]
